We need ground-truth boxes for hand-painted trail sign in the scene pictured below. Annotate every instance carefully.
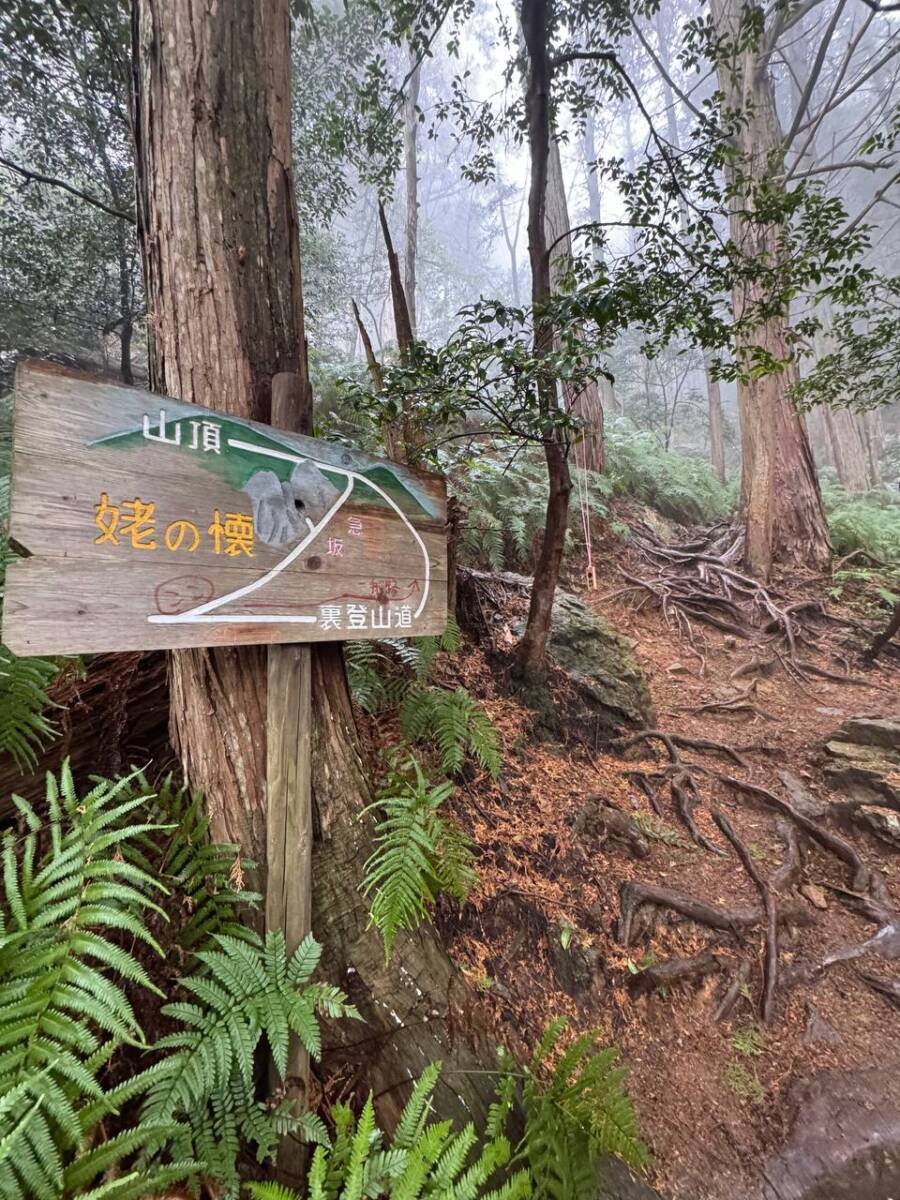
[3,361,447,656]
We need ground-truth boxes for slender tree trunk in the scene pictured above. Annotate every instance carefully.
[546,137,604,472]
[652,15,725,481]
[497,180,524,307]
[581,108,619,415]
[404,43,420,338]
[863,409,884,487]
[514,0,573,677]
[709,0,830,577]
[133,0,496,1133]
[706,360,726,483]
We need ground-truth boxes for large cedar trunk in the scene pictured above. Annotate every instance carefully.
[546,137,604,473]
[514,0,574,676]
[710,0,830,578]
[133,0,495,1131]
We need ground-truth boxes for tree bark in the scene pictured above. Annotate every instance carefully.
[706,359,726,483]
[546,136,604,472]
[823,404,875,491]
[709,0,831,578]
[404,42,420,338]
[133,0,495,1132]
[514,0,573,677]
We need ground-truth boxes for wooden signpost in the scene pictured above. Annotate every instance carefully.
[3,361,447,656]
[3,360,448,1176]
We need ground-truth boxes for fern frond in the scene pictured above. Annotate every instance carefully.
[0,646,59,772]
[363,757,475,957]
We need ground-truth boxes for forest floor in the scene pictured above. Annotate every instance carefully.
[394,526,900,1200]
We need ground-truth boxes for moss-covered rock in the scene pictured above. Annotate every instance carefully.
[545,591,655,738]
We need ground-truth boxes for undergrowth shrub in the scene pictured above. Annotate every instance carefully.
[346,618,501,783]
[602,417,733,525]
[246,1019,647,1200]
[822,486,900,562]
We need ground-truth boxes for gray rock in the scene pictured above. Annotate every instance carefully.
[545,591,656,737]
[760,1067,900,1200]
[824,715,900,809]
[831,716,900,753]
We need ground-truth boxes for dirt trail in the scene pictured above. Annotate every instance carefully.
[436,536,900,1200]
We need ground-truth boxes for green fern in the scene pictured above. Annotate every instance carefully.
[125,771,261,950]
[247,1060,532,1200]
[0,764,356,1199]
[510,1019,649,1200]
[345,618,463,715]
[0,645,59,771]
[141,930,359,1196]
[363,755,476,958]
[0,764,197,1200]
[399,687,501,780]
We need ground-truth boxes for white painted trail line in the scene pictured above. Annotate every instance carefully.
[147,439,431,625]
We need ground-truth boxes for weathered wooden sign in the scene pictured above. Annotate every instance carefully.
[3,361,447,655]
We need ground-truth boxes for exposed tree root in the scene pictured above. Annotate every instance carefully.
[771,821,803,894]
[628,948,725,999]
[716,773,891,909]
[616,880,812,948]
[672,769,726,856]
[713,960,752,1023]
[618,525,885,682]
[713,810,778,1024]
[857,970,900,1010]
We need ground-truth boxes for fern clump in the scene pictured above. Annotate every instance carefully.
[141,931,358,1194]
[510,1019,649,1199]
[822,486,900,562]
[603,416,732,525]
[125,771,260,949]
[363,755,476,957]
[0,763,358,1200]
[345,620,462,716]
[400,686,501,780]
[0,764,192,1200]
[248,1060,531,1200]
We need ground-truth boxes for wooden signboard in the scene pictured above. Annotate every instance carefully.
[3,361,447,656]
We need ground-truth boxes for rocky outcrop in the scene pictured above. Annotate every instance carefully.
[542,591,656,738]
[824,714,900,813]
[759,1068,900,1200]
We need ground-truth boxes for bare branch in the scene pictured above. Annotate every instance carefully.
[782,0,848,148]
[0,155,135,223]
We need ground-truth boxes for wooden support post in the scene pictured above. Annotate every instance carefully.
[266,372,314,1183]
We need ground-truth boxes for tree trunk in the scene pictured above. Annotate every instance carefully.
[863,409,884,487]
[823,405,874,491]
[514,0,573,677]
[706,359,726,483]
[404,43,420,338]
[133,0,495,1133]
[709,0,830,577]
[652,14,724,480]
[581,108,619,415]
[546,137,604,472]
